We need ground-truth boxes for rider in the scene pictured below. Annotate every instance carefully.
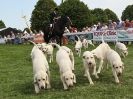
[49,7,59,31]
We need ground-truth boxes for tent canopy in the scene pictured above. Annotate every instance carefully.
[0,27,22,37]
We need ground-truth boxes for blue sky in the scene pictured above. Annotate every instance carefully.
[0,0,132,30]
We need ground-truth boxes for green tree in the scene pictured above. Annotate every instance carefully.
[59,0,91,29]
[104,8,119,22]
[121,5,133,21]
[91,8,108,24]
[0,20,6,29]
[30,0,57,31]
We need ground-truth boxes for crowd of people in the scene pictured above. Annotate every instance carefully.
[0,31,33,44]
[64,19,133,33]
[0,30,47,44]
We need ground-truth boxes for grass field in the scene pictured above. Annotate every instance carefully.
[0,43,133,99]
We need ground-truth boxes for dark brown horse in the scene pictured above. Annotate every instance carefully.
[44,16,72,45]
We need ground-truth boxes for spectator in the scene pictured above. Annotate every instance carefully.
[84,26,90,32]
[101,24,108,30]
[91,25,97,31]
[121,21,125,29]
[124,19,130,29]
[4,36,7,43]
[68,26,77,42]
[130,20,133,28]
[87,27,91,32]
[73,27,78,33]
[11,31,15,39]
[108,20,114,30]
[0,35,6,44]
[7,35,12,44]
[96,22,102,31]
[82,27,86,32]
[113,22,117,29]
[116,21,122,29]
[69,26,77,33]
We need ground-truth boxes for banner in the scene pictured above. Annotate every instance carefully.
[64,28,133,42]
[93,30,117,41]
[117,28,133,41]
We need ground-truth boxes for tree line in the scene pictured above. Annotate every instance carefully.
[0,0,133,30]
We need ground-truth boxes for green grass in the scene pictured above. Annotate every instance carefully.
[0,43,133,99]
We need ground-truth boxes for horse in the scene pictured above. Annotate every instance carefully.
[43,16,72,45]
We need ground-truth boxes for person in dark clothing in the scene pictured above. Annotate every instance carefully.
[49,7,59,28]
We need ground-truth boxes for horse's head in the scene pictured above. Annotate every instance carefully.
[60,16,72,28]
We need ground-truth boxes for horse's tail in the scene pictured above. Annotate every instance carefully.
[75,35,80,41]
[49,43,61,49]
